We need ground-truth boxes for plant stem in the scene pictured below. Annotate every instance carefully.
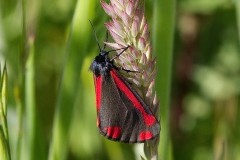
[16,0,25,159]
[153,0,176,159]
[48,1,96,160]
[0,65,11,160]
[0,127,10,160]
[25,36,37,160]
[15,91,23,160]
[236,0,240,43]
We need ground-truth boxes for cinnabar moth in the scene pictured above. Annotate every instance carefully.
[89,22,160,143]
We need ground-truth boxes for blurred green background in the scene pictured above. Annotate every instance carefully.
[0,0,239,160]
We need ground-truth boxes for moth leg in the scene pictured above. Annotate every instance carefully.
[108,45,130,58]
[120,67,139,73]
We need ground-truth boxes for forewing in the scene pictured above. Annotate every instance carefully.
[97,69,160,143]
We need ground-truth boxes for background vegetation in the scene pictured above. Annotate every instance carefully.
[0,0,239,160]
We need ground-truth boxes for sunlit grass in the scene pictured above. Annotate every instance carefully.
[48,1,97,160]
[0,64,11,160]
[0,0,239,160]
[153,0,175,159]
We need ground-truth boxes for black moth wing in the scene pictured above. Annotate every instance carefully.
[98,69,160,143]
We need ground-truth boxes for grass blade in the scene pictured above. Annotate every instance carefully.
[25,36,45,160]
[0,64,11,160]
[48,1,97,160]
[236,0,240,42]
[153,0,176,159]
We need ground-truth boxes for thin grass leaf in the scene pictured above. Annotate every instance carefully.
[16,0,26,159]
[25,35,45,160]
[152,0,176,160]
[0,127,10,160]
[48,1,97,160]
[236,0,240,42]
[25,36,37,160]
[0,64,11,160]
[15,86,23,160]
[1,64,7,117]
[0,64,8,139]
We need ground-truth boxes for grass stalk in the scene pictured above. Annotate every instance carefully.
[23,0,45,159]
[153,0,176,159]
[25,35,45,160]
[2,65,11,156]
[1,65,9,142]
[0,65,11,160]
[15,89,23,160]
[25,36,37,160]
[0,127,10,160]
[15,0,25,159]
[48,1,96,160]
[236,0,240,43]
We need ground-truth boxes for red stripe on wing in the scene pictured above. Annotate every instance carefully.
[110,70,156,126]
[94,75,102,111]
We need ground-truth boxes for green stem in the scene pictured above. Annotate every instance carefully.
[21,0,26,46]
[0,63,11,160]
[48,1,96,160]
[153,0,176,160]
[25,36,45,160]
[16,0,25,159]
[236,0,240,43]
[15,95,23,160]
[0,127,10,160]
[1,106,11,160]
[25,37,37,160]
[1,65,9,144]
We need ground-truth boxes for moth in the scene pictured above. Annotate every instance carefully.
[89,21,160,143]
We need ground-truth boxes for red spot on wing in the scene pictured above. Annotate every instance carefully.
[94,75,102,111]
[138,131,154,141]
[110,70,156,126]
[104,126,122,139]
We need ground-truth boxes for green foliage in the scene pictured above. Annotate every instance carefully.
[0,65,11,160]
[0,0,239,160]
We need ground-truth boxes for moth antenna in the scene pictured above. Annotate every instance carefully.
[89,20,102,52]
[103,31,109,50]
